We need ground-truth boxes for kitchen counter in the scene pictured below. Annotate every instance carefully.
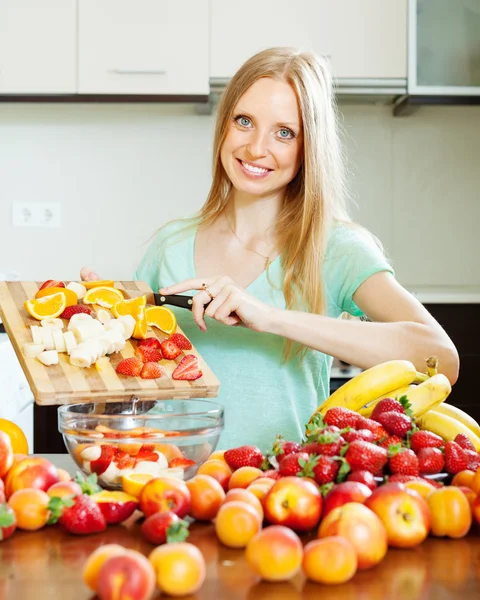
[0,456,479,600]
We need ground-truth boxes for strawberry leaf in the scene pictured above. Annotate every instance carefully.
[47,495,74,524]
[398,395,413,417]
[339,443,349,457]
[0,507,15,529]
[336,458,351,483]
[74,471,101,495]
[166,520,190,543]
[319,483,334,497]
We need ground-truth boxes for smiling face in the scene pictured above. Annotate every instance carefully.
[220,77,303,200]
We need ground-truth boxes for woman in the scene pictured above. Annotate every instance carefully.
[82,47,458,450]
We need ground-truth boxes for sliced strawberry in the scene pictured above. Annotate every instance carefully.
[172,354,202,381]
[39,279,65,291]
[136,346,163,363]
[138,337,162,349]
[138,444,155,453]
[90,445,116,475]
[140,362,164,379]
[115,453,136,470]
[137,444,159,462]
[160,340,182,360]
[60,304,92,319]
[168,333,192,351]
[116,357,143,377]
[169,458,196,469]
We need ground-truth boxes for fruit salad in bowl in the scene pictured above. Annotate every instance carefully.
[58,399,224,490]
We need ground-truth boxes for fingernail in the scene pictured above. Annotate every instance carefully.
[159,287,167,292]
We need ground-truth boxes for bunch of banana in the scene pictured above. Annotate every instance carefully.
[416,410,480,452]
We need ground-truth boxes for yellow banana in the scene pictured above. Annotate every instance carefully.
[312,360,417,420]
[358,384,415,417]
[416,410,480,452]
[399,373,451,417]
[413,356,439,383]
[434,403,480,438]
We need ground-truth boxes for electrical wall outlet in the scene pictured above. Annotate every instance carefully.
[12,202,62,228]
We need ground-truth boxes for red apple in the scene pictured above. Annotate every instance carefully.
[323,481,372,518]
[365,482,431,548]
[91,491,139,525]
[263,476,322,532]
[139,476,191,518]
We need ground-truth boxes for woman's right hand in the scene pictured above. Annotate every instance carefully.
[80,267,100,282]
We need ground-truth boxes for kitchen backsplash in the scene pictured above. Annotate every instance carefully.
[0,102,479,292]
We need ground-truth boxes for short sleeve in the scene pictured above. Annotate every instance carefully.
[324,224,394,317]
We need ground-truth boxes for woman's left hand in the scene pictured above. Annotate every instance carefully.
[159,276,277,333]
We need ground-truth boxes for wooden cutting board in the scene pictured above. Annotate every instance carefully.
[0,280,219,405]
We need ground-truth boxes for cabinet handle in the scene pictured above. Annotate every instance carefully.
[109,68,167,75]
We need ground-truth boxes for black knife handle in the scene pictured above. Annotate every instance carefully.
[154,293,212,311]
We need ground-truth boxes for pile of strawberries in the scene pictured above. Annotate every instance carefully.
[223,397,480,492]
[115,333,202,381]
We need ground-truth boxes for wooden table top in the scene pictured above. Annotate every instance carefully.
[0,456,479,600]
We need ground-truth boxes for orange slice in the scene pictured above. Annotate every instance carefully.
[83,286,124,308]
[82,280,115,289]
[122,472,154,498]
[24,292,67,320]
[111,295,146,319]
[35,286,78,307]
[145,305,177,335]
[132,305,148,339]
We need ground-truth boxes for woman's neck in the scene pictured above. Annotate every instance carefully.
[226,188,284,243]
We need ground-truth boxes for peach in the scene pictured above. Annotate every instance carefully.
[153,443,184,463]
[264,477,322,532]
[318,502,388,570]
[8,488,50,531]
[247,478,275,504]
[0,430,14,478]
[149,542,206,597]
[427,486,472,538]
[215,500,262,548]
[186,474,225,521]
[208,449,227,463]
[471,494,480,526]
[197,459,232,491]
[223,488,264,522]
[451,469,476,489]
[139,476,191,518]
[4,457,60,498]
[56,468,72,482]
[228,466,263,490]
[455,485,477,507]
[404,479,435,499]
[82,543,128,591]
[97,550,156,600]
[302,536,358,584]
[47,480,82,499]
[91,490,139,525]
[245,525,303,582]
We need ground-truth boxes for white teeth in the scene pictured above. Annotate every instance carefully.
[241,161,269,174]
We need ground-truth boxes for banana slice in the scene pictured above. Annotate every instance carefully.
[117,315,135,340]
[24,342,45,358]
[72,320,104,343]
[52,330,66,353]
[68,313,93,331]
[104,319,126,338]
[37,350,59,366]
[96,308,111,325]
[99,329,125,354]
[41,329,55,351]
[63,331,77,355]
[41,318,64,330]
[66,281,86,300]
[31,325,43,345]
[70,338,104,367]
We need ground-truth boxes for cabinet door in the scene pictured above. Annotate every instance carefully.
[0,0,76,93]
[211,0,407,80]
[78,0,209,95]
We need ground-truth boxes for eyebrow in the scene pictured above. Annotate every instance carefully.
[234,109,300,130]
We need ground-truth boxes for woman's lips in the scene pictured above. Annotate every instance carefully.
[236,158,273,178]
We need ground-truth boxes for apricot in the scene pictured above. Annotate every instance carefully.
[215,500,262,548]
[208,449,227,463]
[47,481,82,499]
[8,488,50,531]
[455,485,477,507]
[471,468,480,495]
[197,459,232,491]
[0,430,14,478]
[452,469,476,489]
[404,479,435,499]
[247,478,276,505]
[56,468,72,482]
[471,494,480,526]
[245,525,303,582]
[228,466,263,490]
[427,487,472,538]
[303,537,358,584]
[82,543,128,591]
[186,474,225,521]
[97,550,156,600]
[4,457,60,498]
[153,443,184,463]
[149,542,206,597]
[139,476,191,518]
[223,488,264,522]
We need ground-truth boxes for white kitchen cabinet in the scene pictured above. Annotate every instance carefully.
[78,0,209,95]
[210,0,407,81]
[0,0,76,94]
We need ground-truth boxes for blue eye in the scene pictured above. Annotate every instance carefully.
[278,128,294,139]
[235,115,252,128]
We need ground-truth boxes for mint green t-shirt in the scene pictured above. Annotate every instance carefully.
[134,220,393,452]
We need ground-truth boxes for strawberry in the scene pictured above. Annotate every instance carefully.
[444,441,469,474]
[141,511,190,545]
[345,441,388,474]
[169,333,192,351]
[378,435,403,449]
[172,354,202,381]
[224,445,264,470]
[272,435,302,463]
[137,346,163,362]
[0,504,16,541]
[302,431,345,457]
[371,398,406,420]
[388,447,419,476]
[323,407,359,429]
[464,449,480,471]
[137,444,159,462]
[388,474,421,484]
[354,416,389,441]
[169,458,196,469]
[409,430,444,453]
[417,447,445,474]
[48,494,106,535]
[278,452,310,476]
[116,357,143,377]
[140,362,164,379]
[114,452,136,470]
[261,469,283,480]
[90,445,117,475]
[160,340,182,360]
[375,411,412,438]
[60,305,91,319]
[347,470,377,491]
[343,429,374,444]
[310,455,340,486]
[39,279,65,291]
[454,433,476,453]
[138,337,162,349]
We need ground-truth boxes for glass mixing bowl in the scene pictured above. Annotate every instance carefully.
[58,399,224,490]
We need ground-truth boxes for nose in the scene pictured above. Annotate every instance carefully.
[246,128,270,159]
